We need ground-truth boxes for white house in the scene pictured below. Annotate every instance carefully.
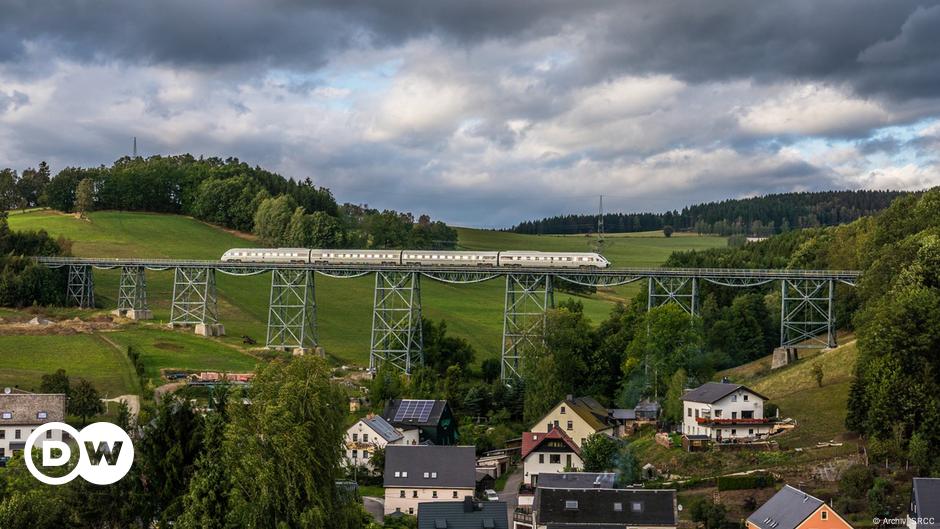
[682,382,772,442]
[384,445,477,516]
[0,388,67,459]
[344,414,419,470]
[521,426,583,486]
[531,396,614,448]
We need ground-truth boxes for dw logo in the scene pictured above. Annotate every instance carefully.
[24,422,134,486]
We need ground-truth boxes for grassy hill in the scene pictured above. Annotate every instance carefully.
[8,210,726,367]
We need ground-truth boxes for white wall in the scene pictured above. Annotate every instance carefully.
[523,450,583,485]
[532,402,612,448]
[0,426,63,458]
[384,487,475,515]
[682,388,766,440]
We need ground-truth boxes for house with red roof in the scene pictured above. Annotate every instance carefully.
[521,426,583,486]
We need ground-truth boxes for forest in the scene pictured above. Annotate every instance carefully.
[511,190,906,236]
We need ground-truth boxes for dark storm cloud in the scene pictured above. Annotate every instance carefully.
[2,1,938,98]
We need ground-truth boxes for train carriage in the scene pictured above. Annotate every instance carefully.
[401,251,499,267]
[310,250,402,265]
[498,251,609,269]
[221,248,311,263]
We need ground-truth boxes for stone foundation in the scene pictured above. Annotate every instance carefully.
[771,347,799,369]
[194,323,226,337]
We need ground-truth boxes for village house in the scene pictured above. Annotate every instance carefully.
[521,426,583,486]
[517,472,618,510]
[746,485,853,529]
[909,477,940,529]
[517,487,677,529]
[383,399,458,445]
[0,388,67,459]
[532,395,614,448]
[384,445,477,516]
[344,413,419,470]
[682,382,772,443]
[418,497,509,529]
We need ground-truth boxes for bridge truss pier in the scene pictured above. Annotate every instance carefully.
[780,278,836,348]
[647,276,698,316]
[66,264,94,308]
[170,267,224,336]
[500,274,555,383]
[370,271,422,374]
[112,266,151,320]
[266,269,317,354]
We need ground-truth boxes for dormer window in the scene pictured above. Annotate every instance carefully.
[394,471,401,477]
[1,412,11,419]
[402,472,408,478]
[431,472,437,478]
[424,472,430,478]
[37,411,47,419]
[631,501,643,513]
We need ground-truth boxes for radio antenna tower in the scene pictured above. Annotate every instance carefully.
[133,137,137,157]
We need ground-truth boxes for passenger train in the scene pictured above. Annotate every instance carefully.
[221,248,610,269]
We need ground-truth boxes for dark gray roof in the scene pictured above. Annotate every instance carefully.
[384,445,477,489]
[682,382,767,404]
[747,485,823,529]
[535,488,676,527]
[363,415,403,443]
[635,399,661,413]
[383,399,450,428]
[537,473,617,490]
[610,409,636,420]
[0,391,67,426]
[912,478,940,529]
[417,500,508,529]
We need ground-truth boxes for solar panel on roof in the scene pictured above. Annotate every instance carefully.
[393,399,435,423]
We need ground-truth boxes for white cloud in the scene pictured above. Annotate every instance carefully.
[738,84,892,136]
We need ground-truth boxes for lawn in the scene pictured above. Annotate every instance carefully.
[9,211,727,366]
[0,333,139,397]
[105,326,260,386]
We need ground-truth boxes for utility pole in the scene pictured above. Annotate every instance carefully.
[598,195,604,242]
[133,137,137,158]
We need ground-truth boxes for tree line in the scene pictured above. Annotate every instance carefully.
[2,155,457,250]
[511,190,906,236]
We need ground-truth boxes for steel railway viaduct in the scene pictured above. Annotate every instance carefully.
[35,257,861,381]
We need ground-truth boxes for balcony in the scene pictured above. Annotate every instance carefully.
[513,507,533,524]
[695,417,771,425]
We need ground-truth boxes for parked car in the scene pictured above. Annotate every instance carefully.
[485,489,499,501]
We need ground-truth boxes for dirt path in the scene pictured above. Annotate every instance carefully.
[102,395,141,416]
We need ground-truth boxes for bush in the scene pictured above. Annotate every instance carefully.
[717,472,775,491]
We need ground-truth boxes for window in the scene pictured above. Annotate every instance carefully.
[363,434,369,442]
[352,450,358,459]
[549,455,561,464]
[539,454,544,464]
[0,430,4,439]
[400,490,406,498]
[1,412,10,419]
[742,411,754,419]
[408,508,414,515]
[37,412,47,419]
[413,491,418,498]
[614,502,623,512]
[567,421,573,431]
[566,454,572,467]
[731,429,737,436]
[394,471,401,478]
[553,420,559,428]
[694,409,699,419]
[547,423,552,432]
[714,410,722,418]
[631,501,643,513]
[353,433,358,442]
[560,406,566,414]
[749,429,754,435]
[432,491,438,498]
[453,491,458,498]
[565,500,579,510]
[363,451,369,460]
[821,511,828,521]
[424,472,430,478]
[743,395,749,402]
[431,472,437,478]
[15,429,21,440]
[687,408,691,417]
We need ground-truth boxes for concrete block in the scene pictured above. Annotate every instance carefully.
[195,323,225,337]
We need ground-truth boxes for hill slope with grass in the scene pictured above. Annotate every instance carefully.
[8,210,726,367]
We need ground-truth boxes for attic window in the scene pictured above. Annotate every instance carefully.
[431,472,437,478]
[394,471,401,478]
[631,501,643,513]
[821,511,828,521]
[37,411,47,419]
[614,502,623,512]
[1,412,10,419]
[402,472,408,478]
[424,472,430,478]
[565,500,579,510]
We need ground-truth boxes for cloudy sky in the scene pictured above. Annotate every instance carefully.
[1,1,940,227]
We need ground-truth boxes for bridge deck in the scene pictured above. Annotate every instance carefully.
[34,256,861,281]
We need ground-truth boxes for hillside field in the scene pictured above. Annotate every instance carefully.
[8,210,726,368]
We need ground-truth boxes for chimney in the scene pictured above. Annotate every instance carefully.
[566,394,573,402]
[721,377,730,384]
